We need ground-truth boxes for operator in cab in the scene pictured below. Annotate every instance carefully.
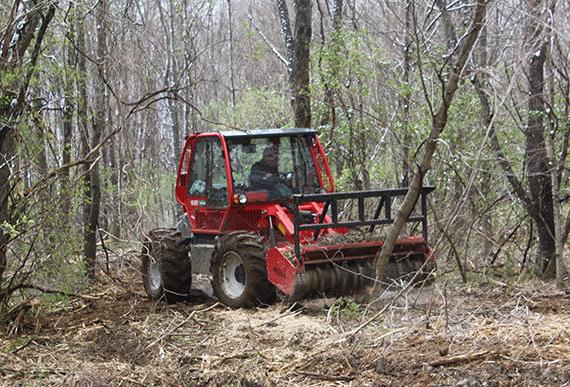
[248,146,292,200]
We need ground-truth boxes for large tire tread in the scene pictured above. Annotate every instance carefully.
[211,232,275,308]
[141,228,191,303]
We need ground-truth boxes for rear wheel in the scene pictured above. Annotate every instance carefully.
[141,228,191,303]
[211,232,275,308]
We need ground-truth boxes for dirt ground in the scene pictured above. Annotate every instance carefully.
[1,254,569,386]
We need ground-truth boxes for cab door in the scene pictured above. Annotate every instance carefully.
[185,136,230,232]
[175,137,194,206]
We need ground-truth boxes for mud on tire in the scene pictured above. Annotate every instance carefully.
[211,232,275,308]
[141,228,191,303]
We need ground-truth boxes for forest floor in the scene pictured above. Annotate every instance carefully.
[1,250,570,386]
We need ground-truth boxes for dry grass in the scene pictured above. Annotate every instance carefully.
[1,251,569,386]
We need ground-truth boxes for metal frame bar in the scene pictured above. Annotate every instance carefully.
[292,187,435,262]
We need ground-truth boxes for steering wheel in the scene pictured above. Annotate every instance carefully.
[278,172,294,187]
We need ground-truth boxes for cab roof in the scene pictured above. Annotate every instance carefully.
[218,128,317,139]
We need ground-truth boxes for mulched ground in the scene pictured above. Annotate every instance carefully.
[1,256,569,386]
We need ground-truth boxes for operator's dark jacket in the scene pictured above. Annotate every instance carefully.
[249,161,277,188]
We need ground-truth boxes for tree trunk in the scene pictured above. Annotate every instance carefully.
[76,4,91,233]
[61,5,76,220]
[544,4,568,287]
[84,0,108,279]
[0,127,15,290]
[525,0,556,277]
[276,0,295,82]
[227,0,236,108]
[159,0,182,164]
[182,0,197,134]
[292,0,312,128]
[107,98,120,238]
[476,17,493,259]
[400,0,412,186]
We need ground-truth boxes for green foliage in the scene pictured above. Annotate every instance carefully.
[3,196,88,300]
[7,336,31,353]
[1,220,20,239]
[250,43,267,62]
[314,27,385,94]
[0,112,89,303]
[39,291,72,311]
[204,87,292,129]
[311,27,404,190]
[331,297,361,320]
[109,160,178,231]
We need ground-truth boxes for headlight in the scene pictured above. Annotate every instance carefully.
[234,193,248,205]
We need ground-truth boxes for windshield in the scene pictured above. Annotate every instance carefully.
[227,135,321,201]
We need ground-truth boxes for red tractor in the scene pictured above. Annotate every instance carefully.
[141,128,435,307]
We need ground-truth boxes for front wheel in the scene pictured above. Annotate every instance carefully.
[141,228,191,303]
[211,232,275,308]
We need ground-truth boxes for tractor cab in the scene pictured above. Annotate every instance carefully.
[175,128,334,236]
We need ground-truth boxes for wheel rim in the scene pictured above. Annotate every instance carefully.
[221,251,246,299]
[148,260,162,292]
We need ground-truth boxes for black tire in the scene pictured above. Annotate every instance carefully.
[211,232,275,308]
[141,228,191,303]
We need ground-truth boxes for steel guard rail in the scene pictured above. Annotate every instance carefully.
[292,187,435,262]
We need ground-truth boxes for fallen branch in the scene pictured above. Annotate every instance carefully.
[10,338,32,354]
[2,283,100,300]
[429,350,493,367]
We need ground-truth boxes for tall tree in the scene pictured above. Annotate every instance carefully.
[276,0,295,83]
[317,0,343,135]
[157,0,183,163]
[275,0,313,127]
[476,0,559,278]
[523,0,556,277]
[0,0,56,294]
[227,0,236,108]
[61,3,77,220]
[292,0,312,127]
[400,0,413,187]
[84,0,108,279]
[76,3,91,240]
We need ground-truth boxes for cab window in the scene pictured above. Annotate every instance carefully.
[188,137,228,207]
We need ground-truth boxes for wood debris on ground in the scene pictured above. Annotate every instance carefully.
[0,253,569,386]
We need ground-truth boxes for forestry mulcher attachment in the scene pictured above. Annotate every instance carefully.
[141,128,435,307]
